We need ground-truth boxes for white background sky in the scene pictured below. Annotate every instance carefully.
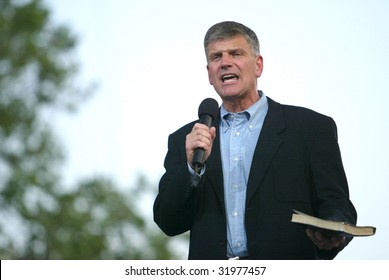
[46,0,388,259]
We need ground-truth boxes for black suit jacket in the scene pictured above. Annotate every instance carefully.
[154,96,357,259]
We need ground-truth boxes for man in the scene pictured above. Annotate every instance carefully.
[153,21,357,259]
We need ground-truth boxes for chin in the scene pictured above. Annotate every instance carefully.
[219,90,241,99]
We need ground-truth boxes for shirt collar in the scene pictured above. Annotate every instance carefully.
[220,91,268,132]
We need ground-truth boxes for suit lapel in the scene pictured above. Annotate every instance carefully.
[246,97,286,204]
[204,114,225,209]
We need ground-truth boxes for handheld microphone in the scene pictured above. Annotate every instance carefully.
[192,98,219,174]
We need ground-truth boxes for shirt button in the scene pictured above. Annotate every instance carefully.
[235,131,240,136]
[232,184,239,189]
[233,211,238,217]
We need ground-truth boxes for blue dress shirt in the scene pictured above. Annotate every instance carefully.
[220,92,268,258]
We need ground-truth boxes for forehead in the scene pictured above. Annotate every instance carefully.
[207,35,251,53]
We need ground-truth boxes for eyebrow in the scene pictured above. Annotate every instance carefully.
[208,48,247,58]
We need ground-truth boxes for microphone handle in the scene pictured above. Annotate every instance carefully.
[192,114,213,173]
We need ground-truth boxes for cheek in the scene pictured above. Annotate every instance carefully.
[207,68,217,85]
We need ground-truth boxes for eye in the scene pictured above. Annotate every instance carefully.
[232,51,243,57]
[210,53,222,61]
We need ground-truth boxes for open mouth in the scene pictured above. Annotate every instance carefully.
[221,74,239,83]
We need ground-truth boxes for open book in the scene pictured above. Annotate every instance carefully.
[291,210,376,237]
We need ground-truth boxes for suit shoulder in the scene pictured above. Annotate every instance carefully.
[170,120,197,138]
[282,105,338,141]
[283,103,330,119]
[267,97,336,130]
[280,103,334,125]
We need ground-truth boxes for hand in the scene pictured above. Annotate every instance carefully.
[186,123,216,167]
[306,228,346,251]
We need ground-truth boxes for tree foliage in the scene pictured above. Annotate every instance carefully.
[0,0,184,259]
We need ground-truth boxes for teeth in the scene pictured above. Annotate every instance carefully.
[222,74,238,82]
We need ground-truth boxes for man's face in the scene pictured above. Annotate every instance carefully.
[206,35,263,102]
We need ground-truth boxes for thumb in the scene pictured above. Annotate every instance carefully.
[210,126,216,141]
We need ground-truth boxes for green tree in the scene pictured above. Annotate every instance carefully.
[0,0,184,259]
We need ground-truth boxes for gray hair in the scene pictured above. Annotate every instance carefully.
[204,21,260,59]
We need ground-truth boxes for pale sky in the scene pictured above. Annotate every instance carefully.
[47,0,389,259]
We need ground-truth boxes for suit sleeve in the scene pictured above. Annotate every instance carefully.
[309,116,357,258]
[153,131,203,236]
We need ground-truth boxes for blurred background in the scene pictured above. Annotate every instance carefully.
[0,0,388,259]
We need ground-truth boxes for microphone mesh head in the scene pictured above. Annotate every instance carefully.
[198,98,219,120]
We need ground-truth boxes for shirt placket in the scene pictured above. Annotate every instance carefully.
[228,114,248,256]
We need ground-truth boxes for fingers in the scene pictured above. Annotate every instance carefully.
[186,123,216,165]
[306,228,345,251]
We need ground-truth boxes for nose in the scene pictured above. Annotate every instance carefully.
[220,53,233,68]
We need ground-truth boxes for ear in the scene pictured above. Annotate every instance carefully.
[207,64,214,85]
[255,55,264,78]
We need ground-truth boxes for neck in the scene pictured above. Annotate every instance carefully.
[222,91,260,112]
